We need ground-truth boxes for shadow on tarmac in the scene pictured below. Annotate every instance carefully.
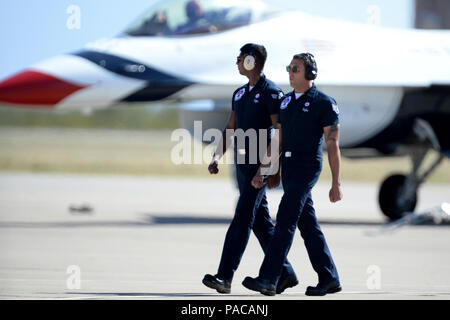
[0,214,450,229]
[65,292,254,298]
[1,214,449,229]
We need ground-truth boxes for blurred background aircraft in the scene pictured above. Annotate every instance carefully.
[0,0,449,221]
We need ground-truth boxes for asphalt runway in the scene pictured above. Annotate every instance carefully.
[0,173,449,300]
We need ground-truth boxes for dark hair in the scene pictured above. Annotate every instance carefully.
[186,0,203,20]
[293,53,318,80]
[240,43,267,71]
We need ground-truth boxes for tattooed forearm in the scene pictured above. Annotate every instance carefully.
[330,124,339,131]
[326,124,340,142]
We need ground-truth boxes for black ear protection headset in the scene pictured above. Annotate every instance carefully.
[297,53,318,80]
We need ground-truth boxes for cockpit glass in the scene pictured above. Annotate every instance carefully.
[124,0,280,37]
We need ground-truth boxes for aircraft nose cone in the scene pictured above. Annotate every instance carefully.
[0,70,86,107]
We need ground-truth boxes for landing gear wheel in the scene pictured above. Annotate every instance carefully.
[378,174,417,221]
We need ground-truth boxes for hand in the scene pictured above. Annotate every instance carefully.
[329,183,343,203]
[251,174,264,189]
[208,160,219,174]
[267,171,280,189]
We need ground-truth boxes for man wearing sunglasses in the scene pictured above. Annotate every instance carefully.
[202,43,299,295]
[243,53,342,296]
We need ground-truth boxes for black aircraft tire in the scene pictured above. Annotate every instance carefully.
[378,174,417,221]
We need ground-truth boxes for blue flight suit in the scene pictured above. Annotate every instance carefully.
[216,74,296,282]
[257,84,340,286]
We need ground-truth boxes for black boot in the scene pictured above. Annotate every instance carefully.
[305,280,341,296]
[202,274,231,294]
[276,276,299,294]
[242,276,276,296]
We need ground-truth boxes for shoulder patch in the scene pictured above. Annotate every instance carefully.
[332,103,340,114]
[234,88,246,101]
[280,96,291,110]
[271,92,284,100]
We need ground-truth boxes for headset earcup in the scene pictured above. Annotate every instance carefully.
[305,66,317,80]
[243,55,255,71]
[306,70,317,80]
[302,53,317,80]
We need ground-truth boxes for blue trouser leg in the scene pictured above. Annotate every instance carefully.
[258,185,310,284]
[258,161,322,284]
[297,193,339,284]
[258,162,339,285]
[217,177,266,281]
[217,166,295,282]
[252,194,297,280]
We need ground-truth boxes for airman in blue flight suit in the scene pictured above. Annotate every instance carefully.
[243,53,343,296]
[202,44,298,294]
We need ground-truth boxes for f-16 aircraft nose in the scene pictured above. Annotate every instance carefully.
[0,70,86,107]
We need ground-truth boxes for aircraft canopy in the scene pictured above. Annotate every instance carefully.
[124,0,281,37]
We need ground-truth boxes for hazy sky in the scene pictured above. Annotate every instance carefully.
[0,0,413,79]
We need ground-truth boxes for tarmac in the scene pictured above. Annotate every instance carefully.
[0,172,449,300]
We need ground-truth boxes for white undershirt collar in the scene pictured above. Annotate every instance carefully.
[295,92,304,99]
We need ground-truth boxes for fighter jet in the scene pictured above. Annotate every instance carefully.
[0,0,449,221]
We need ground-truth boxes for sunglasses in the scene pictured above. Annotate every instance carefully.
[286,65,301,73]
